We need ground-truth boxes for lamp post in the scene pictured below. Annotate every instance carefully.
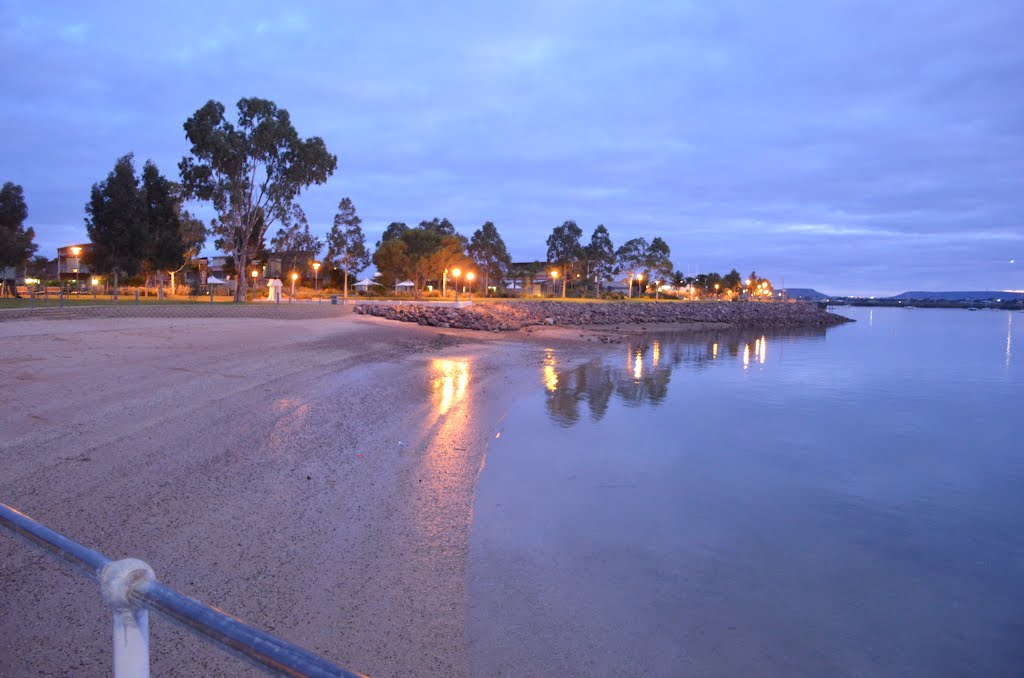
[312,262,320,296]
[91,277,99,300]
[637,273,643,298]
[290,272,298,303]
[452,268,461,302]
[70,246,81,294]
[466,271,475,301]
[251,269,259,302]
[654,280,661,301]
[550,269,559,298]
[714,282,720,300]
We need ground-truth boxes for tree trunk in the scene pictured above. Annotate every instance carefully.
[113,270,119,301]
[628,275,633,299]
[233,251,247,302]
[561,271,567,299]
[158,273,164,301]
[343,261,349,299]
[169,270,175,296]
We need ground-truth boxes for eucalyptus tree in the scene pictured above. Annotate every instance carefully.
[615,237,649,298]
[271,205,322,277]
[468,221,511,295]
[546,220,583,298]
[0,182,36,291]
[85,154,149,300]
[584,224,615,297]
[377,221,408,247]
[327,197,369,299]
[645,237,673,288]
[141,161,191,300]
[179,98,336,301]
[372,238,410,291]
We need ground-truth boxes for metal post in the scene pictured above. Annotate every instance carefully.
[135,289,139,305]
[59,287,64,308]
[101,559,155,678]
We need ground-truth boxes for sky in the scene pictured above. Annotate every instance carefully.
[1,0,1021,296]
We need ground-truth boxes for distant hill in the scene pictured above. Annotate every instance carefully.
[781,288,830,300]
[889,290,1024,301]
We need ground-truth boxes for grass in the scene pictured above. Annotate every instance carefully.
[0,294,241,308]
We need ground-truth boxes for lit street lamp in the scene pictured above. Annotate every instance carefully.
[636,273,643,298]
[550,269,560,298]
[251,269,259,302]
[452,268,462,302]
[466,271,475,300]
[714,282,720,300]
[312,261,321,294]
[290,272,298,302]
[70,246,82,293]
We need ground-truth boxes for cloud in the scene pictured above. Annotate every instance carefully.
[0,0,1021,294]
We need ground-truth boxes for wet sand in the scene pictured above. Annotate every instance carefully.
[0,313,598,677]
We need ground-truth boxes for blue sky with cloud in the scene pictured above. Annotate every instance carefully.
[1,0,1021,295]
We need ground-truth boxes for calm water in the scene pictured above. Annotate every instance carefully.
[470,307,1023,677]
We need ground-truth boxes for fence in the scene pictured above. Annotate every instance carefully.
[0,501,365,678]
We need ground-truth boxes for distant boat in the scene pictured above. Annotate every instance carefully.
[967,307,979,311]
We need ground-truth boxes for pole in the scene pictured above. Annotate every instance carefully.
[101,559,155,678]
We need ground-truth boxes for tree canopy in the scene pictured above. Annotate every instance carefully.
[327,197,370,297]
[179,97,336,300]
[271,205,322,275]
[85,154,150,297]
[645,237,673,284]
[584,224,616,295]
[615,237,649,298]
[468,221,511,294]
[546,220,583,297]
[0,182,36,271]
[377,221,409,247]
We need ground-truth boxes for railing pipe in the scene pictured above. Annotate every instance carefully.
[0,502,364,678]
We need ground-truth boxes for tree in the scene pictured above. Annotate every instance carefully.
[645,237,673,289]
[85,154,149,300]
[584,224,615,297]
[168,210,206,295]
[179,98,337,301]
[546,220,583,298]
[372,239,410,291]
[467,221,511,295]
[140,161,188,300]
[271,205,323,279]
[722,269,742,296]
[377,221,408,247]
[326,197,369,298]
[397,227,465,299]
[615,237,649,298]
[0,182,36,296]
[419,217,456,237]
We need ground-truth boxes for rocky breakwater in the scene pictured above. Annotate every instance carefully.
[354,301,851,332]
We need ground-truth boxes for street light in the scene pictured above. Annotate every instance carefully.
[290,272,298,302]
[637,273,643,298]
[452,268,462,302]
[312,261,321,294]
[550,269,560,298]
[91,277,99,300]
[714,282,720,300]
[466,271,475,301]
[70,246,82,293]
[251,269,259,302]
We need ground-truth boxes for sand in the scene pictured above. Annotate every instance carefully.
[0,312,603,677]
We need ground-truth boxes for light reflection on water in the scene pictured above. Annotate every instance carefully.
[544,328,814,427]
[432,358,469,415]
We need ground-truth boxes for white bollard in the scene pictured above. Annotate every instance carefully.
[101,558,156,678]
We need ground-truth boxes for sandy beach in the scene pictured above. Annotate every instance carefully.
[0,311,603,677]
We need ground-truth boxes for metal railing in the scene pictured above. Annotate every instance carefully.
[0,501,366,678]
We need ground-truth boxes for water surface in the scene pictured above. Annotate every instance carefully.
[470,307,1023,677]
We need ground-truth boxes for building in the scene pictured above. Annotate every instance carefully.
[57,244,93,286]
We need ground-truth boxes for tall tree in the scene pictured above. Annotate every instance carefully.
[140,161,187,300]
[179,98,336,301]
[546,220,583,298]
[419,217,456,237]
[85,154,149,300]
[169,211,206,295]
[468,221,511,295]
[327,197,369,299]
[584,224,615,297]
[0,182,36,295]
[722,269,742,296]
[271,205,323,279]
[397,227,465,299]
[372,239,410,291]
[377,221,408,248]
[645,237,673,287]
[615,237,649,298]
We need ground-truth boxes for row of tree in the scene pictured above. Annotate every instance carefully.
[4,96,773,302]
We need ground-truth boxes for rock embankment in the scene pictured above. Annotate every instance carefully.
[354,301,850,332]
